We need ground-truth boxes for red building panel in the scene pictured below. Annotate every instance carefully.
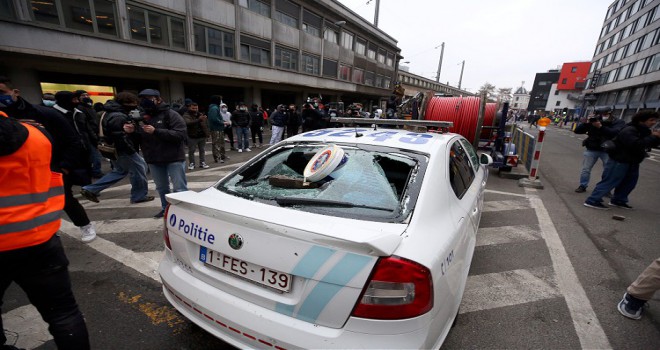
[556,62,591,91]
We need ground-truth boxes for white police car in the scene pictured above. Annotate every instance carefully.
[159,119,492,349]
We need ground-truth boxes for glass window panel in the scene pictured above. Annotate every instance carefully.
[618,64,630,80]
[367,46,376,59]
[365,71,374,85]
[302,54,319,75]
[61,0,94,32]
[324,29,338,43]
[635,13,648,32]
[148,11,168,46]
[260,48,270,65]
[630,59,645,76]
[352,68,364,83]
[355,38,366,55]
[223,32,234,58]
[339,63,351,80]
[302,23,320,36]
[651,5,659,22]
[0,0,15,19]
[275,10,297,27]
[377,49,386,63]
[170,18,186,49]
[94,0,117,36]
[322,59,337,77]
[128,7,147,41]
[649,54,660,72]
[639,31,654,51]
[386,53,394,67]
[31,0,60,25]
[209,27,224,56]
[644,84,660,101]
[341,32,353,50]
[194,24,206,52]
[240,44,250,61]
[630,86,644,101]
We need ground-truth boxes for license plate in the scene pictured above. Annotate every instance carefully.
[200,247,292,292]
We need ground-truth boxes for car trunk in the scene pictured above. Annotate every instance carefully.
[164,189,407,328]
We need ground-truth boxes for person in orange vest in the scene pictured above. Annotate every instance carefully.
[0,111,90,349]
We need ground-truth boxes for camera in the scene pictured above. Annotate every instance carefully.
[588,116,600,123]
[128,109,144,123]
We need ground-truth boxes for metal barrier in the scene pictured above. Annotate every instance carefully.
[511,126,536,171]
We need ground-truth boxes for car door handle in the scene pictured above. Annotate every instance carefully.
[472,207,478,215]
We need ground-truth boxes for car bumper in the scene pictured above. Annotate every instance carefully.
[159,255,438,349]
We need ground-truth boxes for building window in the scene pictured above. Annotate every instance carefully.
[377,49,386,64]
[375,74,382,87]
[209,27,234,57]
[275,46,298,70]
[648,53,660,73]
[629,59,645,77]
[355,37,366,56]
[561,78,567,84]
[554,90,560,95]
[618,64,631,80]
[644,84,660,102]
[555,101,561,106]
[352,68,364,84]
[0,0,16,19]
[240,36,270,65]
[302,10,321,36]
[341,31,354,50]
[384,77,390,89]
[274,0,299,28]
[386,52,394,67]
[365,71,375,86]
[639,29,657,51]
[30,0,119,36]
[367,43,376,60]
[323,59,337,78]
[239,0,270,17]
[339,63,351,81]
[301,53,319,75]
[126,5,186,48]
[617,89,630,104]
[515,96,519,101]
[324,29,338,44]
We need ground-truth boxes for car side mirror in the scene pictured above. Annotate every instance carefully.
[480,154,493,165]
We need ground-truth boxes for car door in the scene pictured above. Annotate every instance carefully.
[459,138,486,232]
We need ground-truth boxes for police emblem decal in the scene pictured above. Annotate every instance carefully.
[228,233,243,250]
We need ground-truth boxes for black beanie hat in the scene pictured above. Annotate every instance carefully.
[55,91,75,110]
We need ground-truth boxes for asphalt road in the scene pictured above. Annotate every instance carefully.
[3,126,659,349]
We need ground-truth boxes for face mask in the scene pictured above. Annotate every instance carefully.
[140,98,156,111]
[43,100,56,107]
[0,94,15,107]
[221,108,227,112]
[239,107,247,111]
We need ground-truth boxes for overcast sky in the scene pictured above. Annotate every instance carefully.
[336,0,610,93]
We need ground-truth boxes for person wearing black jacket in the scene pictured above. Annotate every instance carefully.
[585,111,660,210]
[126,89,188,218]
[573,112,625,192]
[301,102,323,132]
[80,92,154,205]
[231,102,252,152]
[269,104,287,145]
[286,104,302,138]
[249,104,264,148]
[74,90,104,178]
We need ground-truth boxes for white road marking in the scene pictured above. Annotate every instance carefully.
[59,220,161,282]
[84,218,163,234]
[2,305,52,349]
[484,189,528,198]
[460,266,560,314]
[77,181,218,200]
[527,191,611,349]
[482,200,532,212]
[476,225,541,246]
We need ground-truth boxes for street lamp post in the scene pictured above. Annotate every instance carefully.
[435,42,444,83]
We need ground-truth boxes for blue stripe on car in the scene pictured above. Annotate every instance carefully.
[275,246,335,316]
[295,253,371,322]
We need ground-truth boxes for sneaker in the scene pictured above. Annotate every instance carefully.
[80,223,96,243]
[617,293,644,320]
[574,185,587,193]
[154,210,165,219]
[609,201,633,209]
[200,162,210,169]
[188,163,195,170]
[131,195,155,204]
[584,201,610,210]
[246,148,252,152]
[238,149,243,153]
[80,188,99,203]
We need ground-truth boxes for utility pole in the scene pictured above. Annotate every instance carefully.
[458,60,465,90]
[435,42,444,83]
[374,0,380,27]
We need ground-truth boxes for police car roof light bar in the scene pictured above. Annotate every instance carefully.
[331,117,453,133]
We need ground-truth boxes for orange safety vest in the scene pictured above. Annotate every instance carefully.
[0,111,64,252]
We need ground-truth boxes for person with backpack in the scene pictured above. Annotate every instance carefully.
[584,111,660,210]
[79,92,154,204]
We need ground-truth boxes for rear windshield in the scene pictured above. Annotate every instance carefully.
[216,143,428,223]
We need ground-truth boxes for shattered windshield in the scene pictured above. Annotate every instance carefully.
[216,143,427,222]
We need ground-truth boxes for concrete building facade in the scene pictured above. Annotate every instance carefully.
[0,0,401,111]
[586,0,660,120]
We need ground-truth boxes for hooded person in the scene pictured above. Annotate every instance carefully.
[231,102,251,152]
[220,103,236,150]
[269,104,287,144]
[73,90,104,177]
[124,89,188,218]
[207,95,228,163]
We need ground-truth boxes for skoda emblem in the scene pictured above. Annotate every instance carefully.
[228,233,243,250]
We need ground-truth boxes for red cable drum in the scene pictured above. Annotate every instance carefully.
[424,96,496,142]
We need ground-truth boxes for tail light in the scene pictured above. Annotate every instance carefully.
[163,204,172,250]
[352,256,433,320]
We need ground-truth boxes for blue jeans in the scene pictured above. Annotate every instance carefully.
[586,160,639,204]
[82,152,149,203]
[149,161,188,210]
[89,147,103,176]
[236,126,250,150]
[579,150,609,188]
